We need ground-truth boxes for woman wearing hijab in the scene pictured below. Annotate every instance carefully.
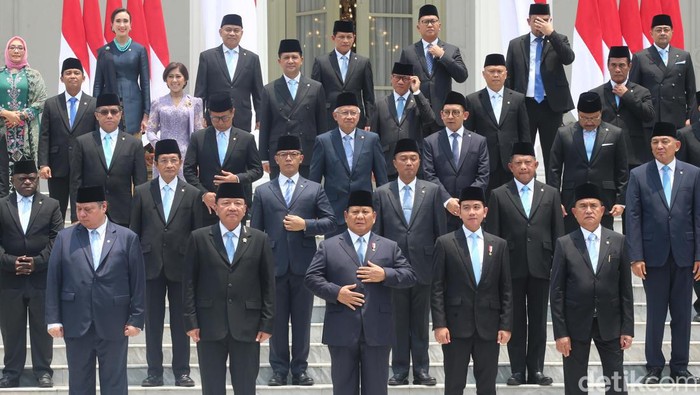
[0,36,47,164]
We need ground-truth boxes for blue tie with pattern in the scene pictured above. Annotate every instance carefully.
[284,179,294,207]
[68,97,78,128]
[534,37,545,103]
[340,55,348,81]
[662,165,672,205]
[402,185,412,223]
[426,44,434,75]
[225,231,236,264]
[103,134,113,167]
[356,237,365,264]
[587,233,598,272]
[396,96,405,122]
[451,132,460,165]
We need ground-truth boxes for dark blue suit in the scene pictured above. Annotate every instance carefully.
[251,176,336,377]
[626,159,700,372]
[305,231,416,395]
[309,128,388,234]
[45,221,146,394]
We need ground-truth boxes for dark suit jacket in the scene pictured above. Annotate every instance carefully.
[0,193,63,289]
[305,231,416,347]
[678,123,700,166]
[183,125,263,205]
[548,122,629,210]
[485,180,564,279]
[183,224,275,342]
[308,128,388,226]
[590,81,655,166]
[311,50,375,127]
[373,179,446,284]
[194,45,264,132]
[465,87,531,172]
[399,39,468,119]
[45,221,146,339]
[431,229,512,340]
[130,178,203,281]
[0,134,9,198]
[370,91,440,178]
[251,176,336,276]
[259,76,327,164]
[422,128,490,202]
[550,228,634,342]
[625,159,700,267]
[630,46,696,129]
[38,92,97,177]
[71,130,148,225]
[505,32,575,113]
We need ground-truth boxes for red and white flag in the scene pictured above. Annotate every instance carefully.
[126,0,150,57]
[661,0,684,49]
[83,0,104,92]
[144,0,170,99]
[597,0,622,80]
[104,0,123,43]
[570,0,605,117]
[59,0,90,93]
[619,0,646,53]
[640,0,663,45]
[498,0,545,54]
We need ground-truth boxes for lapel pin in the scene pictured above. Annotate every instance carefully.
[243,238,247,243]
[300,184,304,188]
[371,242,376,252]
[233,137,237,141]
[306,83,310,87]
[105,46,110,50]
[181,188,185,192]
[360,135,365,139]
[680,170,683,175]
[421,190,425,194]
[128,48,132,51]
[488,245,493,256]
[540,188,544,192]
[608,255,611,263]
[121,137,125,141]
[39,201,43,205]
[507,101,511,105]
[107,239,111,243]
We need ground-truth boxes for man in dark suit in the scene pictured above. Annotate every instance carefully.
[309,92,388,236]
[39,58,97,220]
[0,161,62,388]
[630,14,696,133]
[399,4,468,122]
[551,183,634,394]
[590,46,655,170]
[626,122,700,384]
[423,91,490,231]
[370,62,439,181]
[259,39,326,179]
[251,135,336,386]
[0,134,9,199]
[549,92,628,233]
[71,93,147,226]
[194,14,264,132]
[184,94,263,226]
[373,139,446,386]
[466,54,530,196]
[305,190,417,395]
[183,183,275,395]
[432,186,512,395]
[46,186,146,394]
[130,140,201,388]
[485,142,564,386]
[312,20,375,128]
[505,3,575,174]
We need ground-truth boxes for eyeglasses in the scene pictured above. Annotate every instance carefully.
[8,45,24,52]
[96,109,121,116]
[420,19,439,26]
[392,75,411,82]
[211,115,232,122]
[441,110,463,117]
[336,110,360,117]
[275,151,301,158]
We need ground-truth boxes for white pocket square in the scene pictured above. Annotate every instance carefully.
[602,143,614,146]
[676,60,686,65]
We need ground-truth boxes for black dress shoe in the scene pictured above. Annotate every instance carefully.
[0,377,19,388]
[291,372,314,386]
[529,371,553,386]
[141,375,164,387]
[388,373,409,385]
[413,370,436,386]
[175,374,195,387]
[268,372,287,386]
[37,374,53,388]
[671,370,699,384]
[507,372,526,386]
[640,367,663,384]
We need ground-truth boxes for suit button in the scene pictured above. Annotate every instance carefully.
[527,237,531,242]
[228,283,232,287]
[407,230,411,234]
[228,299,232,303]
[164,228,168,232]
[672,83,676,87]
[68,146,73,150]
[527,224,530,227]
[163,243,167,247]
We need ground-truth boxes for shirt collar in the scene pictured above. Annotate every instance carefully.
[16,193,34,204]
[100,127,117,139]
[656,158,676,172]
[513,177,535,193]
[335,49,351,59]
[445,125,465,137]
[340,129,356,140]
[609,79,628,89]
[158,176,178,191]
[347,228,371,245]
[223,45,239,53]
[486,86,504,97]
[88,218,109,237]
[283,73,301,84]
[580,225,602,242]
[462,225,483,241]
[65,91,83,104]
[398,177,417,192]
[530,32,543,43]
[422,38,438,49]
[278,172,300,188]
[215,127,231,135]
[653,43,669,53]
[583,128,597,134]
[219,221,242,239]
[393,91,410,102]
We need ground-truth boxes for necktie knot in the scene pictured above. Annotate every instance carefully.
[91,229,99,239]
[535,37,543,44]
[662,165,670,173]
[588,233,597,243]
[163,185,171,193]
[69,97,77,104]
[344,135,352,142]
[356,237,365,263]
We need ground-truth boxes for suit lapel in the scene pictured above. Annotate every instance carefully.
[415,41,431,76]
[505,181,528,219]
[72,95,92,131]
[572,230,596,274]
[528,181,546,218]
[573,126,588,163]
[230,226,251,268]
[647,46,667,74]
[331,130,352,175]
[410,181,428,226]
[646,162,669,210]
[6,194,22,233]
[97,222,117,270]
[596,230,612,275]
[77,225,95,270]
[339,232,362,267]
[268,179,287,207]
[329,51,343,83]
[25,193,44,232]
[670,163,685,209]
[215,45,232,82]
[520,35,530,73]
[387,181,407,226]
[107,132,127,172]
[351,129,366,172]
[166,179,188,224]
[149,180,166,224]
[604,83,618,111]
[288,177,308,208]
[478,89,498,126]
[274,77,295,108]
[453,230,477,289]
[456,131,472,170]
[480,233,495,283]
[293,77,311,106]
[92,131,109,171]
[222,129,240,166]
[344,52,358,85]
[209,224,232,267]
[386,95,400,124]
[57,93,71,131]
[438,130,457,172]
[589,126,609,164]
[364,233,380,265]
[498,91,512,126]
[230,47,248,84]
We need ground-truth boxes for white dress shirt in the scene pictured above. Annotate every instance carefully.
[526,32,540,97]
[656,158,676,187]
[347,229,370,263]
[462,226,484,266]
[219,221,242,251]
[16,193,34,234]
[398,177,417,208]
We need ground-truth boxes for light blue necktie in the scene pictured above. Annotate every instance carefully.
[343,135,354,169]
[662,165,672,205]
[396,96,405,122]
[288,79,298,100]
[469,233,481,285]
[425,44,434,75]
[356,236,365,264]
[584,131,596,161]
[103,134,113,167]
[491,93,502,121]
[402,185,412,224]
[587,233,598,272]
[521,185,531,217]
[340,55,348,82]
[225,231,236,264]
[659,49,668,66]
[225,49,236,80]
[217,132,227,165]
[68,97,78,128]
[450,132,460,165]
[20,196,31,233]
[90,229,101,269]
[284,178,294,207]
[534,37,545,103]
[162,185,173,221]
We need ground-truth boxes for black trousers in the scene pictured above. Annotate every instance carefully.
[269,272,313,376]
[145,273,190,377]
[508,276,549,377]
[525,98,564,181]
[328,341,391,395]
[390,283,431,376]
[0,286,53,380]
[47,176,71,222]
[197,335,260,395]
[64,325,128,395]
[443,336,500,395]
[563,319,627,395]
